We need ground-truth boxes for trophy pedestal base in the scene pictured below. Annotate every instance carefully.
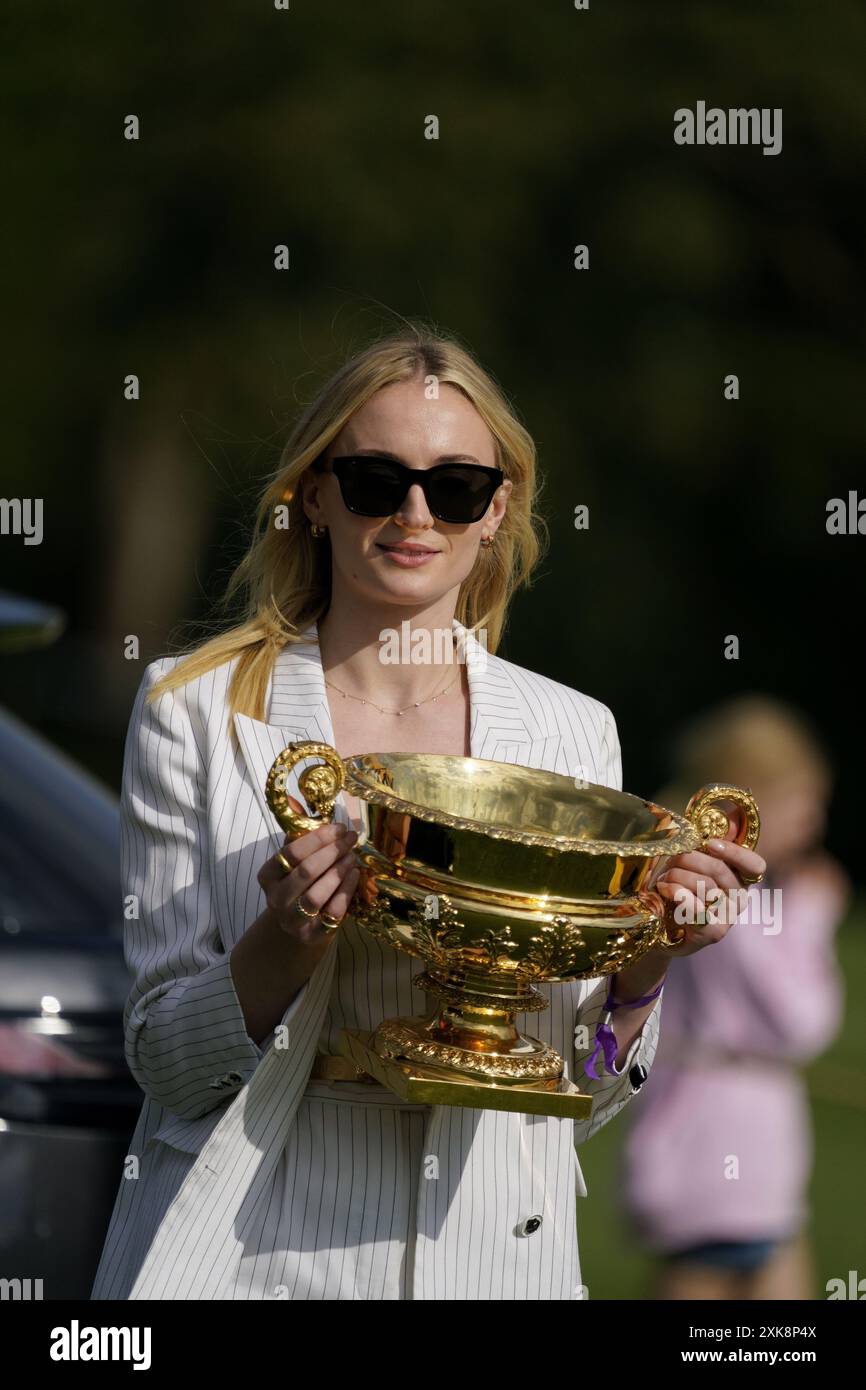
[337,1028,594,1119]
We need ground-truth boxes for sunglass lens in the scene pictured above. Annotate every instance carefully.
[428,467,494,522]
[342,459,405,515]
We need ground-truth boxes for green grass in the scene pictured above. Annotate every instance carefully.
[576,900,866,1299]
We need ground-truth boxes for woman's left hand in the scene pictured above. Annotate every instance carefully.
[652,835,767,958]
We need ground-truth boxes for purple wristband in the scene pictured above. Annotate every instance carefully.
[582,978,665,1081]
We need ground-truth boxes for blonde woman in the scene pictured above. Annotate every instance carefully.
[619,695,848,1300]
[91,325,765,1300]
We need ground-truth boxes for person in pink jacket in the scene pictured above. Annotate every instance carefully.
[618,694,849,1299]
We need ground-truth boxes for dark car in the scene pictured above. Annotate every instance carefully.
[0,593,139,1299]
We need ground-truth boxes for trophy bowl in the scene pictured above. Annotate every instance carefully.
[266,742,760,1118]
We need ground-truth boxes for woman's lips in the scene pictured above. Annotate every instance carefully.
[376,544,439,567]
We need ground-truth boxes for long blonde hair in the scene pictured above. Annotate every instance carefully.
[148,322,549,721]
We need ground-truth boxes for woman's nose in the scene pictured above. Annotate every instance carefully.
[394,482,435,527]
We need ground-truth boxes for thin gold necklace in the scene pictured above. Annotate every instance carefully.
[325,669,461,716]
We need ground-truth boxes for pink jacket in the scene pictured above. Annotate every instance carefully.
[618,859,847,1251]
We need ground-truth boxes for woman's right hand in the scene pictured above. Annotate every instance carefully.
[256,795,360,944]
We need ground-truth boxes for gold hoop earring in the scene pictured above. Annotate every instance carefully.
[311,523,328,538]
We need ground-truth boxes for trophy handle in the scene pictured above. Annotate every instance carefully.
[265,740,346,839]
[654,782,762,951]
[683,782,761,852]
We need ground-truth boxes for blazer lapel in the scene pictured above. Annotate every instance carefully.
[458,620,562,769]
[232,625,342,846]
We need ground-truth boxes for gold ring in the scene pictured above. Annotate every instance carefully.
[319,913,341,933]
[293,898,321,920]
[739,870,765,886]
[276,851,293,876]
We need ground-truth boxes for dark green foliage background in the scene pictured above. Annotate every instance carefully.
[1,0,863,1297]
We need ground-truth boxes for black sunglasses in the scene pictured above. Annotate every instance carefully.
[315,455,505,525]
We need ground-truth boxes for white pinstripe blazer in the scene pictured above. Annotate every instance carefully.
[91,619,662,1300]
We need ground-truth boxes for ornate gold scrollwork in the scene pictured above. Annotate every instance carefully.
[265,740,346,838]
[654,781,762,952]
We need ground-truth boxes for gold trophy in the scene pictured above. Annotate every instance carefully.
[266,743,760,1120]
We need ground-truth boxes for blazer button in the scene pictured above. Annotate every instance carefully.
[520,1215,543,1236]
[629,1063,648,1092]
[209,1072,245,1091]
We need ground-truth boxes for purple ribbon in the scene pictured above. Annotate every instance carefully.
[583,978,665,1080]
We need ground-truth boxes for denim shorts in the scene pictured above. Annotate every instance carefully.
[664,1238,779,1273]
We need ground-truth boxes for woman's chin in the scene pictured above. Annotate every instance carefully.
[366,567,447,598]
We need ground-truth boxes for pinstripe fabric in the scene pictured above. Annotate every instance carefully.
[91,620,661,1300]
